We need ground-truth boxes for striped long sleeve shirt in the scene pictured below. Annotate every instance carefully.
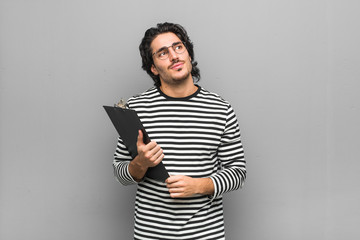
[113,85,246,240]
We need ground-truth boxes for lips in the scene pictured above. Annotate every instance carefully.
[170,62,184,70]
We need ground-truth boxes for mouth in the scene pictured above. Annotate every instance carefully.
[170,62,184,70]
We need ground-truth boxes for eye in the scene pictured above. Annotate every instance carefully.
[175,44,183,50]
[158,50,167,57]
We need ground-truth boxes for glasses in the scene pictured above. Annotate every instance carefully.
[152,41,186,60]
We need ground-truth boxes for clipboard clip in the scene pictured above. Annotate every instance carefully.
[114,98,127,109]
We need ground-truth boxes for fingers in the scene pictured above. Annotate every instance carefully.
[144,143,162,159]
[165,176,199,198]
[150,146,164,163]
[166,176,186,190]
[166,178,184,198]
[168,192,183,198]
[136,131,164,168]
[137,130,144,147]
[168,188,184,198]
[137,130,160,154]
[141,146,164,168]
[166,175,182,184]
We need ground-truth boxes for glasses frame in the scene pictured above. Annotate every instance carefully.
[152,41,186,60]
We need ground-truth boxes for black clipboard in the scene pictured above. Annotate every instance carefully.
[103,105,169,182]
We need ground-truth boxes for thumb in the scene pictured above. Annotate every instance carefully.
[137,130,145,147]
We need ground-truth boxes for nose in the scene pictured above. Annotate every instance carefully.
[168,47,179,61]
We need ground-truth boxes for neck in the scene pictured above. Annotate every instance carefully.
[160,81,198,98]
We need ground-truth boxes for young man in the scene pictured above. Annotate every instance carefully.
[113,22,246,240]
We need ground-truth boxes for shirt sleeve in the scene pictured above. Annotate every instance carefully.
[113,137,138,185]
[209,104,246,199]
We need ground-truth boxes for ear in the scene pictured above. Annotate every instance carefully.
[151,64,159,76]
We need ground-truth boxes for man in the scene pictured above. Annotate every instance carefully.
[113,22,246,240]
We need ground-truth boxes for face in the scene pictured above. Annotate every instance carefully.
[150,32,193,86]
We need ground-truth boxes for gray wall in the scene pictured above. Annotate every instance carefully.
[1,0,359,239]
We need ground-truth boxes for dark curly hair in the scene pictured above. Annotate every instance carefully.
[139,22,201,87]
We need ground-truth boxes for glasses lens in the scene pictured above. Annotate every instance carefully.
[154,42,186,60]
[156,50,168,60]
[173,42,186,54]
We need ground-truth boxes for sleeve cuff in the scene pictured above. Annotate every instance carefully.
[208,176,219,201]
[126,163,137,184]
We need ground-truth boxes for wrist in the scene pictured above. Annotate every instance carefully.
[128,156,148,182]
[196,178,214,196]
[132,156,149,171]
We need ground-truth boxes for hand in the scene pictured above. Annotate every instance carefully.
[136,130,164,168]
[128,130,164,182]
[166,175,214,198]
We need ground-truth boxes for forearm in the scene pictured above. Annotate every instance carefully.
[195,177,214,196]
[128,155,149,182]
[128,131,164,182]
[166,175,215,198]
[113,137,138,185]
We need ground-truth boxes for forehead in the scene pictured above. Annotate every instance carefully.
[151,32,182,51]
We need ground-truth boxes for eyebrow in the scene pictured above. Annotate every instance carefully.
[155,41,182,53]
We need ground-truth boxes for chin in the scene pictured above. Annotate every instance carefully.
[174,70,191,80]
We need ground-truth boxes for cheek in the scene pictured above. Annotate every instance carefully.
[187,59,193,71]
[151,64,162,76]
